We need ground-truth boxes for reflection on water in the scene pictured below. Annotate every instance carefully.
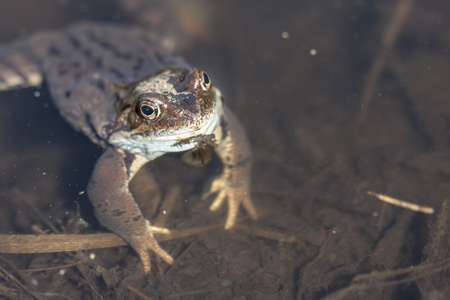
[1,0,450,299]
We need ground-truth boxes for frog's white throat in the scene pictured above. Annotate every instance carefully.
[110,89,223,161]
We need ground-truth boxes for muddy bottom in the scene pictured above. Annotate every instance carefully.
[0,1,450,299]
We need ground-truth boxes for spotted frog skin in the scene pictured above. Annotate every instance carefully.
[0,22,257,273]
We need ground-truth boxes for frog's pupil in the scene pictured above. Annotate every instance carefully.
[141,105,154,116]
[203,72,210,85]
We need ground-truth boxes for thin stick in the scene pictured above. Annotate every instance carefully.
[20,261,82,272]
[367,191,434,214]
[357,0,414,121]
[127,285,153,300]
[0,224,224,254]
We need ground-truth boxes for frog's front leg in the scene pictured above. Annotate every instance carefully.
[204,106,258,229]
[87,147,173,274]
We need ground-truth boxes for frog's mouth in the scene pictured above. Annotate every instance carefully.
[109,89,223,160]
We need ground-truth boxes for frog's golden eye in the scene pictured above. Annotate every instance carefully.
[137,99,160,120]
[199,71,211,90]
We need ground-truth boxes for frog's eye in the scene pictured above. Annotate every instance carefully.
[199,71,211,90]
[137,99,160,120]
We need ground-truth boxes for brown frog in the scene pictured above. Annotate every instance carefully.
[0,22,257,273]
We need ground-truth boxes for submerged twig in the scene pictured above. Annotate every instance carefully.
[357,0,414,121]
[0,224,223,254]
[367,191,434,214]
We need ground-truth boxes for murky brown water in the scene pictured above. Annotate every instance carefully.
[1,1,450,299]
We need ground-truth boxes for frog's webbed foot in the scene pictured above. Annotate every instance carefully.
[202,173,258,229]
[127,220,174,274]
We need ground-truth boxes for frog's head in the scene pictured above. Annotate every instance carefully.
[109,67,224,158]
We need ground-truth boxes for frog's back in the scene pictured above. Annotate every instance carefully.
[47,22,189,85]
[0,22,190,145]
[45,22,190,145]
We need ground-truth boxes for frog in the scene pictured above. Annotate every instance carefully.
[0,22,258,274]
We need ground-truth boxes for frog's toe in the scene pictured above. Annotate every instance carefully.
[203,176,258,229]
[201,176,224,200]
[223,186,258,229]
[209,190,227,211]
[224,193,240,229]
[128,220,174,274]
[202,175,228,210]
